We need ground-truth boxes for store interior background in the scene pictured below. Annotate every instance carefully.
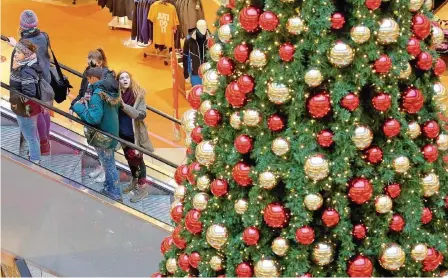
[0,0,447,166]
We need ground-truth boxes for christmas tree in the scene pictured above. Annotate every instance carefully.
[155,0,448,276]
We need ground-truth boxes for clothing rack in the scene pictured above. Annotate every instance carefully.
[108,16,132,30]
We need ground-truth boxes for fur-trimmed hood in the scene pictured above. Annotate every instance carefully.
[91,79,120,106]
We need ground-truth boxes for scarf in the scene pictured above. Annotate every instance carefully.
[14,42,37,67]
[121,88,136,106]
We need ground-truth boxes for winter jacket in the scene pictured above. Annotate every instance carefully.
[183,29,210,79]
[72,79,120,149]
[71,67,116,108]
[9,63,42,117]
[178,0,204,38]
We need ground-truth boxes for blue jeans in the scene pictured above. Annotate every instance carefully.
[95,147,121,200]
[191,75,202,86]
[16,114,40,162]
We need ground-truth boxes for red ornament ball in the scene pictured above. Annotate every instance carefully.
[445,195,448,208]
[298,273,313,278]
[308,93,331,118]
[175,164,189,185]
[349,178,374,204]
[347,255,373,277]
[365,0,381,10]
[264,202,289,228]
[211,179,228,197]
[402,88,424,114]
[187,162,201,184]
[235,134,253,154]
[237,74,255,94]
[232,162,252,186]
[352,224,367,240]
[423,120,440,139]
[172,225,186,249]
[341,93,360,111]
[374,54,392,74]
[268,114,285,132]
[236,262,253,278]
[386,183,401,199]
[234,44,250,63]
[331,12,345,29]
[191,126,203,144]
[188,85,203,110]
[217,57,235,76]
[279,42,295,62]
[186,146,193,155]
[239,6,260,32]
[413,14,431,39]
[189,252,201,268]
[317,130,334,148]
[383,118,401,138]
[225,81,246,107]
[207,37,215,49]
[295,225,315,245]
[259,11,279,31]
[185,209,202,234]
[365,146,383,164]
[151,272,163,278]
[242,226,260,246]
[226,0,235,9]
[170,204,184,224]
[434,58,447,76]
[372,93,392,112]
[322,208,340,227]
[220,13,233,26]
[160,236,173,255]
[422,207,433,224]
[178,253,190,271]
[422,144,439,163]
[204,109,221,127]
[417,52,433,70]
[407,37,422,57]
[389,214,405,232]
[423,248,444,272]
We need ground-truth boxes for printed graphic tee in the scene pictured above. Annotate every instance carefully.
[148,1,179,48]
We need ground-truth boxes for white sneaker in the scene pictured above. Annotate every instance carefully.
[89,166,103,178]
[95,171,106,183]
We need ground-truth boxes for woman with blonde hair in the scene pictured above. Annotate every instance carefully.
[117,71,154,203]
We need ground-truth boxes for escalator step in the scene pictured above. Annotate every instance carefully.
[1,126,21,155]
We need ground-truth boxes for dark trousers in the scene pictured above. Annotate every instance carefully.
[120,134,147,180]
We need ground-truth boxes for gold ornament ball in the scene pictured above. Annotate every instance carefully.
[437,134,448,151]
[411,244,428,261]
[234,199,249,214]
[193,192,209,211]
[210,256,223,271]
[267,83,291,104]
[199,62,212,76]
[197,175,211,191]
[250,49,268,68]
[287,16,305,35]
[230,111,242,130]
[206,224,228,250]
[407,121,421,139]
[243,109,261,127]
[174,185,186,200]
[280,0,295,2]
[304,193,324,211]
[350,25,371,44]
[410,0,424,11]
[210,43,223,62]
[377,18,400,44]
[195,140,216,167]
[166,258,178,274]
[304,68,323,87]
[375,195,393,214]
[203,69,220,96]
[185,135,192,148]
[272,237,289,257]
[393,156,411,174]
[424,0,433,10]
[182,109,197,133]
[352,126,373,150]
[259,171,277,190]
[421,173,440,197]
[272,137,290,156]
[432,26,445,47]
[313,242,334,266]
[199,100,212,116]
[379,243,406,271]
[254,259,279,277]
[328,41,355,68]
[399,62,412,79]
[433,82,448,102]
[218,24,232,43]
[304,155,330,181]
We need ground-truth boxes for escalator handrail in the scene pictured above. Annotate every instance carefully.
[1,35,182,125]
[1,82,179,169]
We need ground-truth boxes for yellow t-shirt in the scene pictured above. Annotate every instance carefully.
[148,1,179,48]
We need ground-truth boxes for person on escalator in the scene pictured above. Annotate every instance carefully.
[117,71,155,203]
[71,67,122,202]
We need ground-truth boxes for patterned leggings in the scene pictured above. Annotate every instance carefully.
[120,134,146,180]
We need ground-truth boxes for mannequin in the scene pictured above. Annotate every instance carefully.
[183,19,210,86]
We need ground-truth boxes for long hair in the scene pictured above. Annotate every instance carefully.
[88,48,108,67]
[116,71,145,98]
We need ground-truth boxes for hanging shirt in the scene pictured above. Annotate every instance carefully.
[148,1,179,48]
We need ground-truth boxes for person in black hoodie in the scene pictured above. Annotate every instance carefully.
[183,20,210,86]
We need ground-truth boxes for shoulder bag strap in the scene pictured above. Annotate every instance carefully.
[42,32,64,79]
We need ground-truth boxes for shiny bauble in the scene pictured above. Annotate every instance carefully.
[161,236,173,255]
[206,224,228,250]
[243,226,260,246]
[249,49,267,68]
[304,193,323,211]
[295,226,315,245]
[374,54,392,74]
[386,183,401,199]
[423,120,440,138]
[170,203,184,224]
[413,14,431,39]
[424,0,433,9]
[220,13,233,26]
[225,0,236,8]
[417,51,433,70]
[372,92,392,112]
[199,100,212,116]
[399,62,412,79]
[166,258,178,274]
[185,136,192,148]
[235,134,253,154]
[185,209,202,234]
[434,58,446,76]
[272,237,289,257]
[236,262,253,278]
[264,202,289,228]
[407,37,422,56]
[217,57,235,76]
[341,93,360,111]
[279,42,295,62]
[259,171,277,190]
[259,11,279,31]
[218,24,232,43]
[172,225,186,249]
[437,134,448,150]
[204,109,221,127]
[267,82,291,104]
[347,255,374,277]
[365,0,382,10]
[150,272,162,278]
[322,208,340,227]
[191,126,203,144]
[411,244,428,261]
[408,121,421,139]
[433,82,447,102]
[178,253,190,271]
[421,173,440,197]
[189,252,201,268]
[304,155,330,181]
[268,114,285,132]
[353,224,367,240]
[304,68,323,87]
[175,164,189,185]
[383,118,401,138]
[187,162,202,185]
[317,130,334,147]
[287,16,305,35]
[375,195,393,213]
[410,0,424,11]
[225,81,246,108]
[389,213,405,232]
[195,140,216,166]
[210,256,223,271]
[239,6,260,32]
[377,18,400,44]
[349,178,374,204]
[331,12,345,29]
[196,175,210,191]
[393,156,411,174]
[237,74,255,94]
[230,111,242,130]
[422,248,443,271]
[234,199,249,214]
[352,126,373,150]
[402,87,424,114]
[422,144,439,163]
[182,109,197,133]
[328,41,355,68]
[313,242,334,266]
[174,185,187,200]
[432,26,445,47]
[254,259,279,277]
[243,109,262,127]
[272,137,290,156]
[232,162,252,186]
[211,179,228,197]
[188,85,203,110]
[308,93,331,118]
[210,43,223,62]
[379,243,405,271]
[350,25,371,44]
[234,44,250,63]
[203,69,220,95]
[193,193,209,211]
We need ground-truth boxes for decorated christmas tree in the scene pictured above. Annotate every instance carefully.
[155,0,448,276]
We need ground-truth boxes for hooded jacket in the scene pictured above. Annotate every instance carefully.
[72,79,120,149]
[183,29,210,79]
[9,62,42,117]
[71,67,116,108]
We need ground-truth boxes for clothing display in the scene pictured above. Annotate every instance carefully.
[183,28,210,79]
[131,0,153,45]
[148,0,179,48]
[98,0,134,20]
[175,0,204,38]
